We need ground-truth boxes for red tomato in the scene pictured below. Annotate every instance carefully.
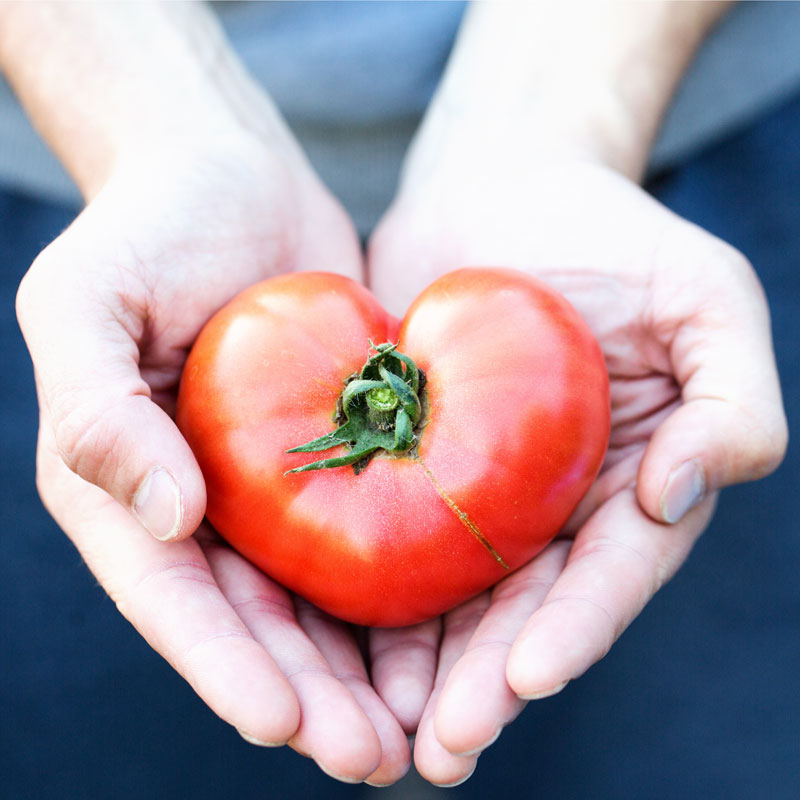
[176,268,610,626]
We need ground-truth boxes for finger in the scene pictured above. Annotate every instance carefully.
[563,446,643,535]
[369,619,441,734]
[294,603,411,787]
[204,556,382,785]
[37,434,300,744]
[17,244,205,542]
[506,487,716,698]
[433,541,571,756]
[637,249,787,524]
[412,595,491,787]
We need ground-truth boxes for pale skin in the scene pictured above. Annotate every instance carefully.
[2,0,788,788]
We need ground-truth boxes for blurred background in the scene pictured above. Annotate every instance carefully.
[2,3,799,798]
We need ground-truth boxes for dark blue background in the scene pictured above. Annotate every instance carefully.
[2,93,798,799]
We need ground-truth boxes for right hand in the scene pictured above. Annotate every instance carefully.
[15,129,414,785]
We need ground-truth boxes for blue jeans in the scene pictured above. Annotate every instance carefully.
[2,92,799,799]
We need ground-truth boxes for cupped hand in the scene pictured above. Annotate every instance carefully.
[15,131,412,784]
[368,155,788,785]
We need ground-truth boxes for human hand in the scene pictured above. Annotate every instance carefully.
[7,3,450,781]
[368,153,787,784]
[13,113,419,785]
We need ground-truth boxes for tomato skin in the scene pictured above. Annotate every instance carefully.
[176,269,610,627]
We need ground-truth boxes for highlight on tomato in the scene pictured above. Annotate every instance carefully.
[176,268,610,626]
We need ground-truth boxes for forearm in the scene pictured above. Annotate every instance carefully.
[0,1,292,199]
[410,0,729,182]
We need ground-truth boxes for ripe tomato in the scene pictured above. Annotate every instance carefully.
[176,268,609,626]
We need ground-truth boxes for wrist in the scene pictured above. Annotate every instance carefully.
[404,1,729,185]
[0,2,300,200]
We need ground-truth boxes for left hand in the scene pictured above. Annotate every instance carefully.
[367,148,787,785]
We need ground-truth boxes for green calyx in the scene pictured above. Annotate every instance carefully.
[285,341,425,474]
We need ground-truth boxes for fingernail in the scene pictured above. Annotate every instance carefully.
[661,460,706,524]
[313,759,362,784]
[133,467,182,541]
[517,679,569,701]
[453,725,503,757]
[236,728,284,747]
[433,762,477,788]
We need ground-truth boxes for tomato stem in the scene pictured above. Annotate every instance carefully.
[285,342,425,474]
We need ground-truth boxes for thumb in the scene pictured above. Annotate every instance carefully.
[637,253,788,524]
[17,249,206,543]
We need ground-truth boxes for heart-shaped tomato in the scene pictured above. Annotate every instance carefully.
[176,268,609,626]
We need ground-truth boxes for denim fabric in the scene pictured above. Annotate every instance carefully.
[1,91,799,799]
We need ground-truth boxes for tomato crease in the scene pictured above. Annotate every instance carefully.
[411,453,510,570]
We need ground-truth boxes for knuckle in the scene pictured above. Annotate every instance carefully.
[699,238,752,277]
[33,457,53,509]
[115,559,216,623]
[711,244,769,308]
[231,594,295,622]
[14,271,33,332]
[746,412,789,479]
[51,397,124,489]
[715,241,751,272]
[545,594,617,655]
[15,246,58,333]
[684,238,764,302]
[724,396,790,482]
